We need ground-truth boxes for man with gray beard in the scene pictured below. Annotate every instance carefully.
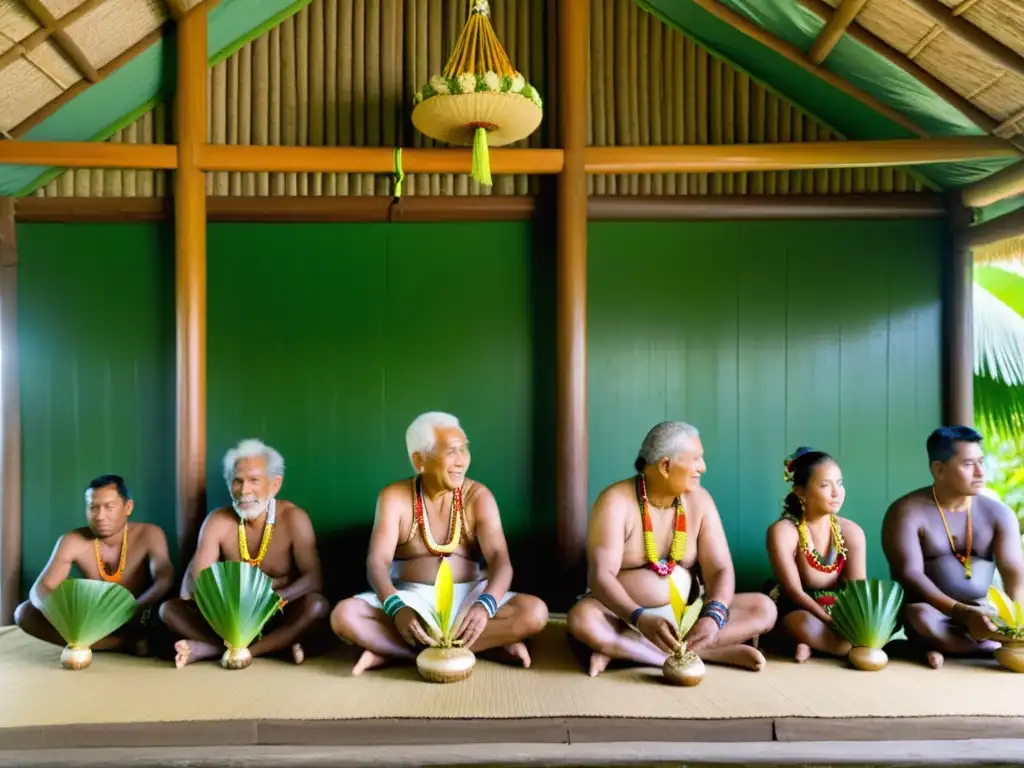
[159,438,329,668]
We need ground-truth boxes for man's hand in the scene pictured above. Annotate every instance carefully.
[952,602,997,642]
[683,615,720,653]
[454,603,489,648]
[393,606,437,647]
[636,611,680,654]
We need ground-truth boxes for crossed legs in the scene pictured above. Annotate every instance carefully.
[330,593,549,675]
[902,602,1000,669]
[159,593,329,668]
[566,593,777,677]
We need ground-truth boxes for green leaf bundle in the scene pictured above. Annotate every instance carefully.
[830,578,904,649]
[41,578,136,649]
[193,561,282,650]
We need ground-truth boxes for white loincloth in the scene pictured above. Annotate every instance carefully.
[576,566,700,629]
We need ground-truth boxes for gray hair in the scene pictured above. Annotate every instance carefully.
[405,411,461,470]
[634,421,700,473]
[222,438,285,484]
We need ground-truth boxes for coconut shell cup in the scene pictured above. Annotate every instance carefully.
[662,648,706,687]
[60,646,93,670]
[991,634,1024,673]
[417,646,477,683]
[221,646,253,670]
[847,645,888,671]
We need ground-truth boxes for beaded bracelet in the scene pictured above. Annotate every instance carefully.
[630,606,646,627]
[382,594,406,618]
[701,600,729,629]
[476,593,499,619]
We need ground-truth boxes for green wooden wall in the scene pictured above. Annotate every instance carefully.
[13,217,943,604]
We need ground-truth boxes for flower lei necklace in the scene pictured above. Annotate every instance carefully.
[238,500,275,567]
[636,475,687,576]
[932,486,971,579]
[414,476,464,558]
[95,527,128,582]
[796,513,847,575]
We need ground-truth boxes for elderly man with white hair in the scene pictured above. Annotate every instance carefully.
[566,421,777,677]
[330,411,549,676]
[160,438,329,668]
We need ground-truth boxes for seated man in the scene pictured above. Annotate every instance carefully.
[567,421,777,677]
[330,411,549,676]
[16,474,174,657]
[160,438,329,668]
[882,425,1024,669]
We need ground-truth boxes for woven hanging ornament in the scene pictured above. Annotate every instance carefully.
[411,0,543,186]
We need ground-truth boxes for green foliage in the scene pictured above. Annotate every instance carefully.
[40,579,136,648]
[193,561,282,650]
[830,579,904,649]
[974,264,1024,440]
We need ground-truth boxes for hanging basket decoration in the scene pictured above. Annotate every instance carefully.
[411,0,543,187]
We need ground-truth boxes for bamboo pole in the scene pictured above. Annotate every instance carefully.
[583,138,1016,174]
[175,5,208,563]
[962,160,1024,209]
[0,197,20,626]
[0,142,177,169]
[557,0,589,571]
[808,0,868,64]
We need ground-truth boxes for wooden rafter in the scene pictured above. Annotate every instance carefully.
[19,0,100,82]
[798,0,1024,155]
[688,0,929,137]
[165,0,190,21]
[808,0,869,64]
[901,0,1024,82]
[0,0,106,77]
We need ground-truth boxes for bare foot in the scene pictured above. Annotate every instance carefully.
[173,639,221,669]
[291,643,305,665]
[926,650,944,669]
[700,644,766,671]
[588,651,612,677]
[351,649,390,676]
[794,643,811,663]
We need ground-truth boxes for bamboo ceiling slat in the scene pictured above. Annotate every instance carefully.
[33,0,924,198]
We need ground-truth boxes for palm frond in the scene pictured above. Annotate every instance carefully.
[40,579,136,648]
[830,579,904,649]
[193,561,282,650]
[973,272,1024,437]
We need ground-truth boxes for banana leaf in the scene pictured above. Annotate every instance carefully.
[668,570,703,637]
[422,558,458,646]
[987,585,1024,637]
[40,579,136,649]
[829,579,904,649]
[193,561,283,650]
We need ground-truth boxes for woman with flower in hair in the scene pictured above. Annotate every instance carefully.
[765,447,867,662]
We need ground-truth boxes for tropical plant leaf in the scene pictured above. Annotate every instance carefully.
[829,579,904,649]
[193,561,282,649]
[435,558,455,644]
[40,579,136,648]
[678,598,704,637]
[987,585,1022,629]
[973,272,1024,437]
[668,573,687,627]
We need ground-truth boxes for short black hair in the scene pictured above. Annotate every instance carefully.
[926,426,983,464]
[85,474,131,503]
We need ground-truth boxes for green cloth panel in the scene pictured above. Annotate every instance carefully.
[1,0,312,197]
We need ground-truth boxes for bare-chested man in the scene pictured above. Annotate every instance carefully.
[882,425,1024,669]
[16,474,174,657]
[330,411,549,676]
[567,421,777,677]
[159,438,330,667]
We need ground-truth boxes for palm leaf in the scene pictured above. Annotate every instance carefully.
[667,570,703,636]
[434,559,455,644]
[193,561,282,650]
[830,579,904,649]
[973,269,1024,437]
[40,579,136,649]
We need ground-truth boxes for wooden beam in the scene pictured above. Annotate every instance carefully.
[11,193,948,223]
[901,0,1024,83]
[0,142,178,170]
[19,0,100,82]
[0,198,21,625]
[0,0,107,76]
[166,0,189,21]
[962,160,1024,209]
[196,145,565,175]
[174,4,207,564]
[964,205,1024,250]
[944,194,974,427]
[687,0,930,137]
[583,138,1015,174]
[797,0,1024,155]
[556,0,589,570]
[808,0,868,64]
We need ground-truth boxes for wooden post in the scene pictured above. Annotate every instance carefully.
[175,7,208,563]
[0,198,20,625]
[944,194,974,427]
[556,0,589,569]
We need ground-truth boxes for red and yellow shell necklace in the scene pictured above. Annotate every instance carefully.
[414,476,464,557]
[95,527,128,582]
[797,513,847,575]
[636,475,687,576]
[932,487,972,579]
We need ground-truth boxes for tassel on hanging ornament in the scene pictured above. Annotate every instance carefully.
[411,0,543,187]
